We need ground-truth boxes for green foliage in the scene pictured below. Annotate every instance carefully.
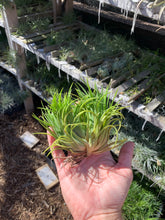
[33,82,125,163]
[45,29,74,46]
[46,28,139,65]
[123,181,162,220]
[62,12,77,25]
[117,109,165,186]
[2,49,16,67]
[15,17,51,36]
[0,73,27,114]
[134,145,165,174]
[0,38,8,57]
[97,66,109,78]
[26,54,72,97]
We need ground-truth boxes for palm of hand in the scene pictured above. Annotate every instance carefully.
[48,134,134,220]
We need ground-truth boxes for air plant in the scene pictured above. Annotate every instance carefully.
[97,66,109,79]
[33,82,126,164]
[133,145,165,174]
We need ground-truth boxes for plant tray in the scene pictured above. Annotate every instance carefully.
[11,21,165,132]
[36,164,59,190]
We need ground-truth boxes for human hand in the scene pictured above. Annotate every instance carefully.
[47,132,134,220]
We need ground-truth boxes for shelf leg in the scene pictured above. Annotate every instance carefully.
[14,43,34,114]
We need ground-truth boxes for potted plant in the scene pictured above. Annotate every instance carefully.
[33,82,126,164]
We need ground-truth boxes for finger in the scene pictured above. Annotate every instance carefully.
[117,141,134,168]
[47,130,66,169]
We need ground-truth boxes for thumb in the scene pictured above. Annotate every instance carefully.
[47,129,66,169]
[117,141,134,168]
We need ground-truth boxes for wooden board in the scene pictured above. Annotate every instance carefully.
[146,91,165,112]
[0,61,17,76]
[36,164,59,190]
[96,0,165,24]
[10,28,165,131]
[73,2,165,36]
[20,131,39,149]
[112,70,150,96]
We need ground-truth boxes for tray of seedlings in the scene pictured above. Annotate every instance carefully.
[3,1,164,132]
[11,13,165,131]
[111,107,165,191]
[21,51,73,102]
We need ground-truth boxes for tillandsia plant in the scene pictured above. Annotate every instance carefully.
[33,82,126,164]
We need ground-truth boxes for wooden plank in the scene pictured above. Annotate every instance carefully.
[22,35,48,44]
[73,2,165,36]
[51,50,60,57]
[44,44,60,53]
[2,6,15,49]
[110,72,130,88]
[22,89,35,114]
[14,43,27,79]
[36,164,59,190]
[112,70,150,95]
[64,0,73,14]
[0,61,17,76]
[14,43,35,113]
[146,90,165,112]
[18,10,53,22]
[10,34,165,131]
[21,80,50,102]
[96,0,165,24]
[128,73,165,103]
[52,0,62,24]
[80,59,104,71]
[128,78,150,103]
[20,131,39,149]
[3,3,18,31]
[21,23,78,40]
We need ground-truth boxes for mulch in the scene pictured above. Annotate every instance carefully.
[0,109,73,220]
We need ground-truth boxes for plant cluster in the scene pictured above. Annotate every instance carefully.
[134,145,165,174]
[47,28,139,68]
[117,109,165,186]
[123,180,163,219]
[34,83,125,164]
[45,29,74,46]
[121,50,165,101]
[15,17,51,36]
[2,49,16,67]
[26,55,72,97]
[0,72,27,114]
[47,27,165,91]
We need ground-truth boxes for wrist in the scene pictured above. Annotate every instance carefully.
[87,212,123,220]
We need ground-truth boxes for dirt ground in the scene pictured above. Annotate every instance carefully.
[0,108,73,220]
